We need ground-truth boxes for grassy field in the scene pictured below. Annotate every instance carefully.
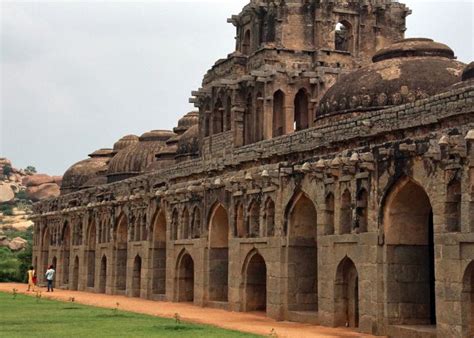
[0,292,261,338]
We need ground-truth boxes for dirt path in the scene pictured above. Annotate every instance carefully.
[0,283,376,338]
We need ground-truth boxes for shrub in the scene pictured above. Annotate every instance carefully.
[0,204,13,216]
[24,166,37,175]
[2,164,12,177]
[15,190,29,201]
[0,247,21,282]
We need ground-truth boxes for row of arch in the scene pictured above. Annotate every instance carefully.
[37,176,471,334]
[203,88,312,144]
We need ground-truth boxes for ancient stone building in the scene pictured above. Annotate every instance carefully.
[32,1,474,337]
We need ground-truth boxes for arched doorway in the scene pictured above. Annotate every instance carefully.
[273,90,285,137]
[384,177,436,325]
[286,192,318,312]
[72,256,79,291]
[132,255,142,298]
[244,252,267,312]
[115,215,128,292]
[177,253,194,302]
[41,227,50,283]
[152,210,166,295]
[335,21,352,52]
[334,257,359,328]
[86,222,96,288]
[462,261,474,336]
[99,256,107,294]
[208,204,229,302]
[294,89,309,131]
[242,29,251,55]
[61,222,71,286]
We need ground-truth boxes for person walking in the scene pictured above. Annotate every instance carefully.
[27,266,36,292]
[45,265,55,292]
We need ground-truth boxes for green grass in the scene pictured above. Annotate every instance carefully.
[0,292,261,338]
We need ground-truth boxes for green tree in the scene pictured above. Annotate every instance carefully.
[0,247,20,282]
[24,166,37,175]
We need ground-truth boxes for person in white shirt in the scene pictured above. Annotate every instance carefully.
[45,265,55,292]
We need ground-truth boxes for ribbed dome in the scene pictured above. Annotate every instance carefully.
[176,124,199,162]
[113,135,139,153]
[61,149,114,195]
[107,130,175,183]
[317,38,464,118]
[174,111,199,135]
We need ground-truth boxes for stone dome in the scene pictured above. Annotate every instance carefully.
[317,38,465,118]
[107,130,175,182]
[173,111,199,135]
[61,148,114,195]
[145,136,179,173]
[176,125,199,162]
[113,135,139,154]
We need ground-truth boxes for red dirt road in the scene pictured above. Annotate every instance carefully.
[0,283,375,337]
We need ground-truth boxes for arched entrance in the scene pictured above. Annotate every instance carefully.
[294,89,309,131]
[72,256,79,291]
[208,204,229,302]
[286,192,318,312]
[384,177,436,325]
[334,257,359,328]
[86,222,96,288]
[152,210,166,295]
[115,215,128,292]
[132,255,141,298]
[462,261,474,336]
[244,252,267,312]
[273,90,285,137]
[41,227,50,282]
[177,253,194,302]
[99,256,107,294]
[61,222,71,286]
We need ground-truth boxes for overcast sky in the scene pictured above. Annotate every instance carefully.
[1,0,473,176]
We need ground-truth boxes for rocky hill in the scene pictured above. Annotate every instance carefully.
[0,157,62,252]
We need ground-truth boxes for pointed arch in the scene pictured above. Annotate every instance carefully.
[225,96,232,131]
[242,29,251,55]
[325,192,335,235]
[334,257,359,328]
[61,221,71,286]
[264,197,275,237]
[171,208,179,241]
[182,207,190,240]
[294,88,309,131]
[285,190,318,312]
[340,189,352,234]
[242,250,267,312]
[273,90,285,137]
[213,98,224,134]
[191,207,202,239]
[356,188,368,233]
[383,177,436,325]
[248,199,260,238]
[151,209,167,295]
[99,255,107,294]
[72,256,79,291]
[86,220,96,288]
[132,255,142,298]
[255,92,263,142]
[244,93,253,145]
[176,250,194,302]
[462,261,474,337]
[446,178,461,232]
[115,213,128,292]
[208,203,229,302]
[285,191,317,238]
[235,202,246,238]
